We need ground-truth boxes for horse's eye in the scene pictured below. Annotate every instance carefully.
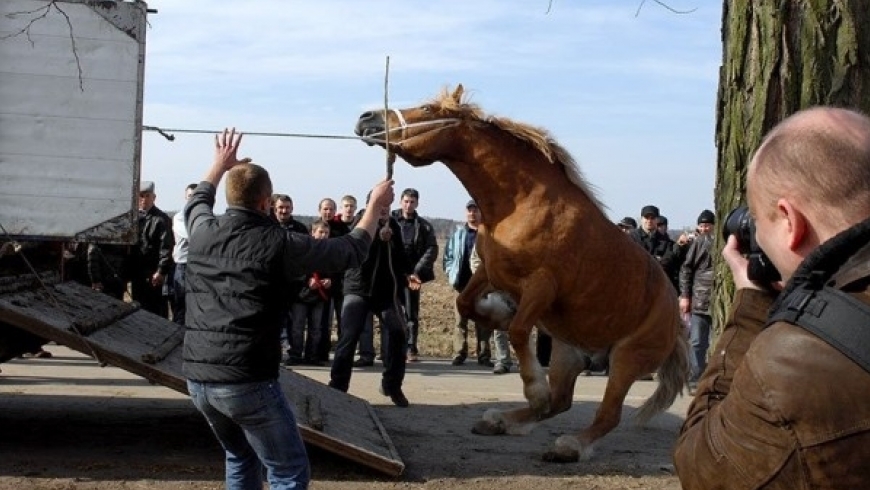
[420,106,431,113]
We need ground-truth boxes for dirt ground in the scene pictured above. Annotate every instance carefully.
[0,344,687,490]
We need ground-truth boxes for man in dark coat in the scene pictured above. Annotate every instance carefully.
[130,181,174,316]
[329,199,415,407]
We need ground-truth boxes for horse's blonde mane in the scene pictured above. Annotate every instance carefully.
[431,88,606,212]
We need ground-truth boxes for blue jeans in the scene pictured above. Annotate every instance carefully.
[689,313,712,381]
[330,294,406,392]
[186,380,310,490]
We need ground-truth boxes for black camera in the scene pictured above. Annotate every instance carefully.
[722,205,782,283]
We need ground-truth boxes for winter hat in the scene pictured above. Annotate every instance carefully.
[697,209,716,225]
[640,205,659,218]
[618,217,637,229]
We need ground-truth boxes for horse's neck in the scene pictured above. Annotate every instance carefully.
[447,153,564,225]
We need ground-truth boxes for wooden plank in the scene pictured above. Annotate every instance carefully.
[0,280,405,476]
[278,371,405,477]
[141,326,184,364]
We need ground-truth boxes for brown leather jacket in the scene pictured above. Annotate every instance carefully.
[674,235,870,489]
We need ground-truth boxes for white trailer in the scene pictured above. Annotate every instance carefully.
[0,0,147,243]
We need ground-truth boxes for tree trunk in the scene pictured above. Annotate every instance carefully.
[711,0,870,338]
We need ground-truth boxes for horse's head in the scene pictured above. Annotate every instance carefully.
[355,84,473,167]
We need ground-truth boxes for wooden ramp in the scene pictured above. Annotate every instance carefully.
[0,273,404,477]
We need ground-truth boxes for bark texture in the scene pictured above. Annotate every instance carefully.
[712,0,870,337]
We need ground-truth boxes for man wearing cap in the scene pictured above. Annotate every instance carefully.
[130,181,174,317]
[678,209,716,393]
[444,200,492,367]
[617,216,637,232]
[629,205,676,273]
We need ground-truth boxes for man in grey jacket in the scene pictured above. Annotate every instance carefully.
[678,209,716,392]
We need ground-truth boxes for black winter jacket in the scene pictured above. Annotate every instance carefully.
[130,206,174,278]
[629,227,677,286]
[182,182,372,383]
[343,217,412,307]
[390,210,438,282]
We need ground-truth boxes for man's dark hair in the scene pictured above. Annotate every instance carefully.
[186,183,197,192]
[401,188,419,199]
[272,193,291,206]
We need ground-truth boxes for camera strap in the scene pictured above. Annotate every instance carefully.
[767,285,870,374]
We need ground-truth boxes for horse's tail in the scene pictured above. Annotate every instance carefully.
[634,324,689,425]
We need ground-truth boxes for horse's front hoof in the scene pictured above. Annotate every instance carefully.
[472,418,506,435]
[471,409,507,435]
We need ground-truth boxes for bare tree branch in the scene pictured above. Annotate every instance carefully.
[3,0,84,91]
[636,0,698,17]
[1,1,52,44]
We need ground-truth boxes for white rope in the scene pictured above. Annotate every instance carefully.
[360,118,461,145]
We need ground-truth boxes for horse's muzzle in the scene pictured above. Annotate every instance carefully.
[355,111,385,143]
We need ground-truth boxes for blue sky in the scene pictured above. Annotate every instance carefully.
[141,0,721,229]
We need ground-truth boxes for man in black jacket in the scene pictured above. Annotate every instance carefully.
[182,128,395,489]
[329,198,416,407]
[629,205,677,271]
[391,188,438,362]
[130,181,174,316]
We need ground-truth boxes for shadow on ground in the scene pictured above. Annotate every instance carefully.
[0,393,681,484]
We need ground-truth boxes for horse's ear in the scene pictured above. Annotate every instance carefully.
[452,84,465,103]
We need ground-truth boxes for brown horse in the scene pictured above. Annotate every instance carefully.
[355,85,688,462]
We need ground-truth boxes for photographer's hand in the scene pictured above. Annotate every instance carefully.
[723,235,760,291]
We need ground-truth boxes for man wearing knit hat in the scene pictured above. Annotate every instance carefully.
[678,209,716,393]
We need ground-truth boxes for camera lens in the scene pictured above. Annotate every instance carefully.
[723,205,753,254]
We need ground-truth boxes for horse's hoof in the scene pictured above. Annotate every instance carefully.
[472,418,506,435]
[471,409,507,435]
[541,435,592,463]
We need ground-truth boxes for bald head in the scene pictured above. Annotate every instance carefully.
[748,107,870,230]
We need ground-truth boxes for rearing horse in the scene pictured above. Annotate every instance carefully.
[355,85,688,462]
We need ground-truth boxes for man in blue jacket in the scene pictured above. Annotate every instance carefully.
[444,200,492,367]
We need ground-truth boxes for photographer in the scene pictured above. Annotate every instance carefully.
[673,107,870,488]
